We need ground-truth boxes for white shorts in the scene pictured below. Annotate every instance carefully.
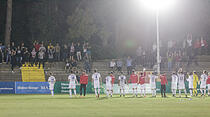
[171,83,177,90]
[150,83,156,89]
[106,84,112,90]
[119,84,125,90]
[132,83,138,89]
[200,83,206,89]
[140,84,145,90]
[189,83,193,89]
[49,83,55,90]
[94,82,100,89]
[208,84,210,90]
[69,84,76,89]
[178,84,185,90]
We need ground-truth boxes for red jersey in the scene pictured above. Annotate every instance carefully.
[160,75,168,85]
[129,74,138,83]
[207,76,210,84]
[80,74,88,84]
[139,76,145,85]
[35,44,40,52]
[111,75,115,84]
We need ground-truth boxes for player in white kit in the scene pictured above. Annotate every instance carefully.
[105,72,112,97]
[149,72,158,97]
[118,72,126,97]
[171,72,178,97]
[68,70,78,98]
[48,72,56,96]
[92,69,102,98]
[177,71,187,98]
[200,70,208,96]
[187,72,194,97]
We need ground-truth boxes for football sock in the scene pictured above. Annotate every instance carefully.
[69,89,72,97]
[74,89,76,96]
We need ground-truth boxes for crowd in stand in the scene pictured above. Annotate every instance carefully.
[135,33,208,71]
[0,41,92,73]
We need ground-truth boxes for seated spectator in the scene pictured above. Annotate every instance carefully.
[65,59,71,73]
[110,59,116,71]
[116,59,122,72]
[71,58,77,68]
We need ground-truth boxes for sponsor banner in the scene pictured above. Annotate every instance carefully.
[15,82,50,94]
[54,82,104,94]
[0,82,15,94]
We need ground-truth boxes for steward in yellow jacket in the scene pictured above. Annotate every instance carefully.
[193,71,199,96]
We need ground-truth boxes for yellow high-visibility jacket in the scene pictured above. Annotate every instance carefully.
[193,73,199,86]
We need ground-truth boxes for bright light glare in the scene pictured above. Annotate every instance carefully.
[141,0,175,10]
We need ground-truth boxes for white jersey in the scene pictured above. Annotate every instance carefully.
[48,76,56,84]
[119,75,126,86]
[171,74,178,89]
[106,76,112,86]
[149,74,158,89]
[200,74,208,88]
[187,75,194,89]
[48,76,56,90]
[178,73,185,89]
[92,72,101,88]
[68,74,77,85]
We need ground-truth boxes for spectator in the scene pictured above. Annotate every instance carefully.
[83,42,87,59]
[39,43,46,53]
[48,46,55,63]
[31,48,37,67]
[75,43,82,61]
[126,56,133,75]
[48,43,54,50]
[110,59,116,71]
[84,57,91,73]
[20,43,25,51]
[11,49,16,73]
[55,43,61,61]
[193,38,201,55]
[34,42,40,52]
[62,44,68,61]
[65,59,70,73]
[116,59,122,72]
[71,58,77,69]
[167,53,172,71]
[70,42,75,61]
[38,50,45,69]
[11,42,16,51]
[16,46,22,68]
[86,42,91,60]
[0,48,2,64]
[200,37,208,55]
[23,48,30,66]
[6,44,11,64]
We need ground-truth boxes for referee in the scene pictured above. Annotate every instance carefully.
[80,70,89,97]
[160,72,168,98]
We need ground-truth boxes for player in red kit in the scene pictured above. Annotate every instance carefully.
[160,73,168,98]
[139,72,146,97]
[207,72,210,96]
[80,70,88,97]
[129,70,139,97]
[110,72,115,97]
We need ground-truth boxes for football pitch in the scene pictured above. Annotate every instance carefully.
[0,94,210,117]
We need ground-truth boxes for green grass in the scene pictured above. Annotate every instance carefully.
[0,94,210,117]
